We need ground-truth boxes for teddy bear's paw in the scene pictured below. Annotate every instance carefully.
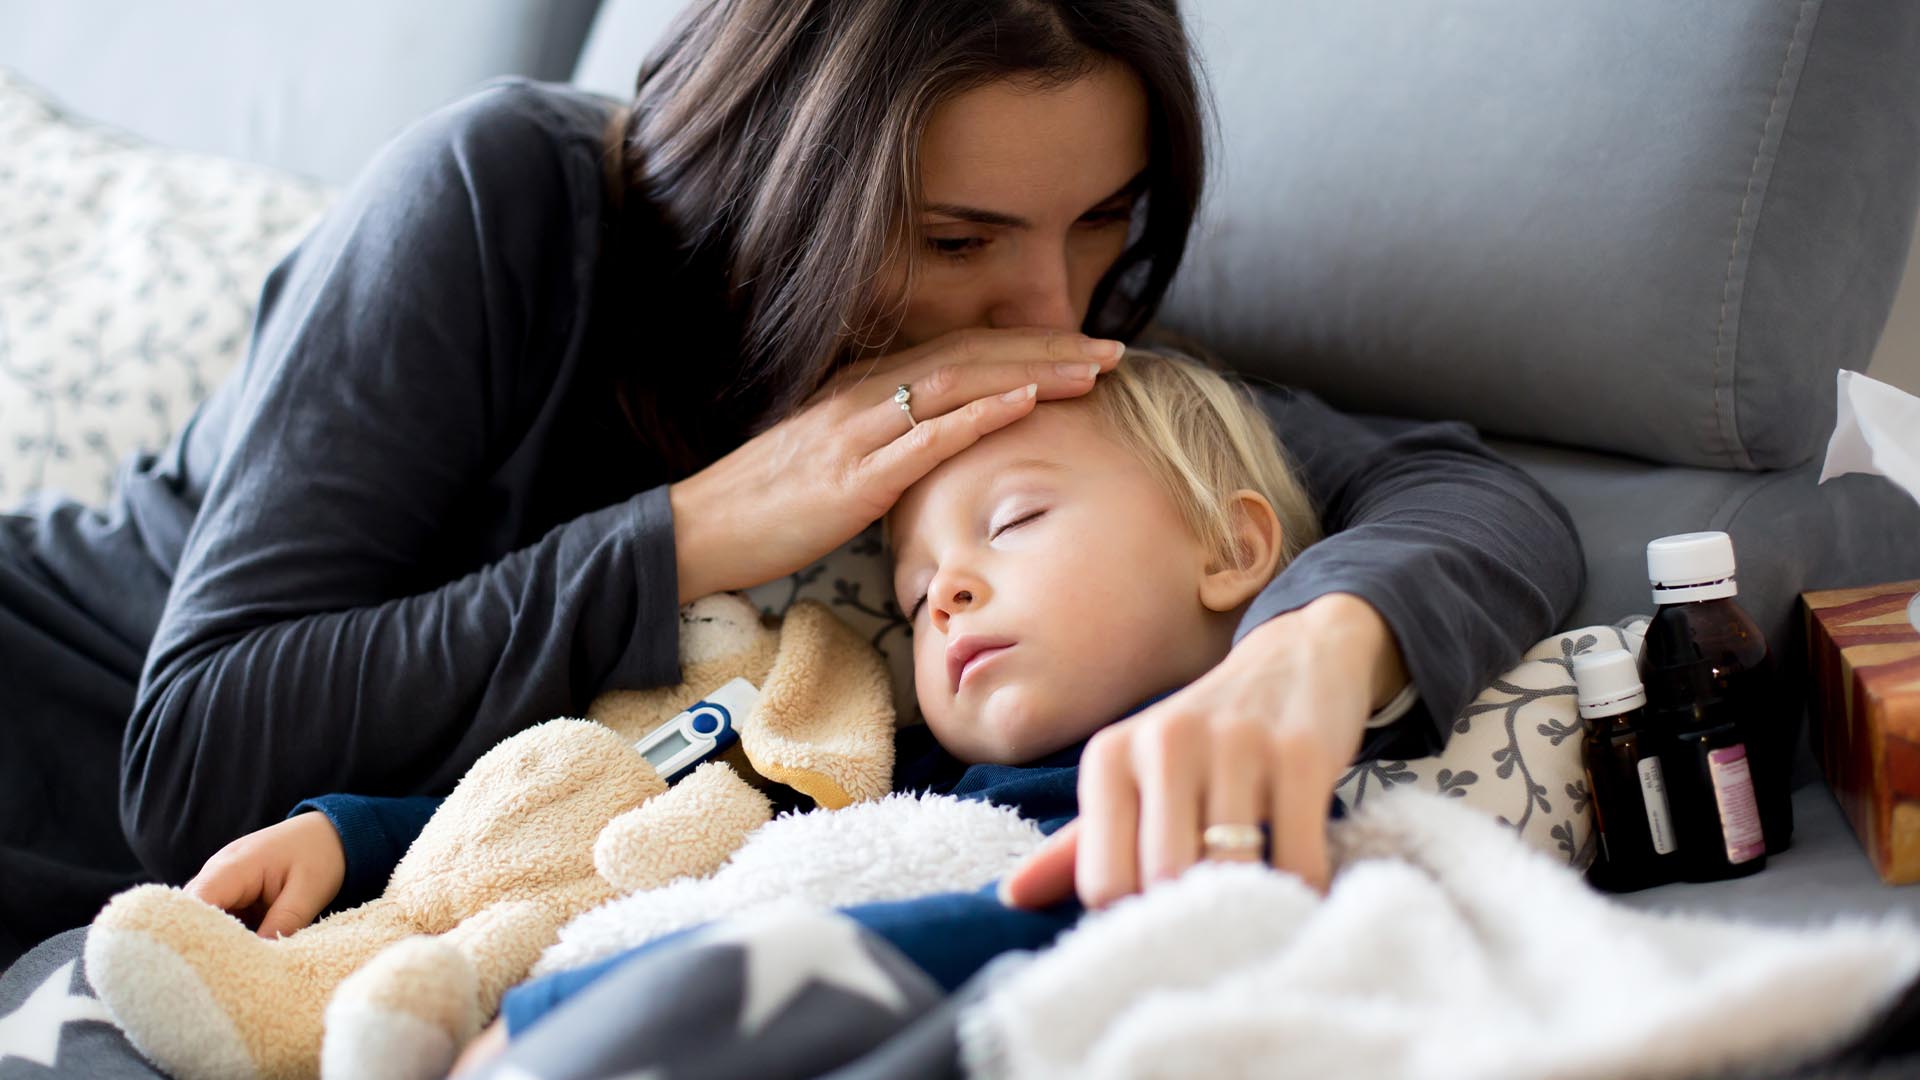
[594,761,773,894]
[321,936,479,1080]
[87,883,322,1080]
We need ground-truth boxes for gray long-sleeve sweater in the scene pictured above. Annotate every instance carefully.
[26,80,1581,885]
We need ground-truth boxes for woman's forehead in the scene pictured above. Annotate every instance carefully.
[916,62,1148,221]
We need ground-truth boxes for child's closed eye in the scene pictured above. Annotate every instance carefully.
[901,509,1049,621]
[990,509,1044,539]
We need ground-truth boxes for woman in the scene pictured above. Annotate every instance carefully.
[0,0,1580,968]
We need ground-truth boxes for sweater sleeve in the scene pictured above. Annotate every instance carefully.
[288,795,444,911]
[1240,384,1585,758]
[121,85,684,883]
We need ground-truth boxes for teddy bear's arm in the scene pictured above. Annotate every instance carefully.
[594,763,775,894]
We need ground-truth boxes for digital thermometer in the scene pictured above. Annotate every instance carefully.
[634,677,755,782]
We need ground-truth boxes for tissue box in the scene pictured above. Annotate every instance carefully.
[1803,580,1920,884]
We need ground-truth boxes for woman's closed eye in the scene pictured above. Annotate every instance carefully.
[1077,202,1135,228]
[923,201,1136,262]
[927,236,986,260]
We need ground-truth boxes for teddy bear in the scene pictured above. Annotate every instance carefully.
[82,593,897,1080]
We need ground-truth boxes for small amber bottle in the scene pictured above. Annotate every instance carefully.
[1575,649,1679,892]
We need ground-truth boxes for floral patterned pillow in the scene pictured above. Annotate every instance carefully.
[1338,616,1651,868]
[0,69,331,507]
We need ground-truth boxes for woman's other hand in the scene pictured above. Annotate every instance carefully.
[669,327,1123,602]
[1000,593,1409,908]
[182,811,347,939]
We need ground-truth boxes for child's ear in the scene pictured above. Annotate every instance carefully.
[1199,490,1285,613]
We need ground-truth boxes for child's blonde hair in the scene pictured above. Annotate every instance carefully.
[1074,348,1321,570]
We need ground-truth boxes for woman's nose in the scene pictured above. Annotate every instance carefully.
[987,244,1078,331]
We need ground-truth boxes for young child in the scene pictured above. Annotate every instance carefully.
[185,348,1327,1064]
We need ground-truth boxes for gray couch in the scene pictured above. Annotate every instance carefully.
[5,0,1917,921]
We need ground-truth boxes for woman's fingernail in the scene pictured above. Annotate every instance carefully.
[1082,338,1125,360]
[1002,383,1038,403]
[1055,362,1100,380]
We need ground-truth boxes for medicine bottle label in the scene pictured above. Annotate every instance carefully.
[1635,756,1676,855]
[1706,745,1766,864]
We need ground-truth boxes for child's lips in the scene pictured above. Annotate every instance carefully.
[947,635,1017,693]
[957,645,1013,690]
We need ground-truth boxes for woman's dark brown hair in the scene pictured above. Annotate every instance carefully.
[599,0,1205,473]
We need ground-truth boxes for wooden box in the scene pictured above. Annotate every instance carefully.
[1803,580,1920,884]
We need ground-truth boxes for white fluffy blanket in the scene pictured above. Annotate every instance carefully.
[541,787,1920,1079]
[959,791,1920,1080]
[537,792,1047,977]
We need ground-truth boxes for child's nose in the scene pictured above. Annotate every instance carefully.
[931,587,975,632]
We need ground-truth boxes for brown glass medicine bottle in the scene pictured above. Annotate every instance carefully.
[1575,649,1679,892]
[1639,532,1792,855]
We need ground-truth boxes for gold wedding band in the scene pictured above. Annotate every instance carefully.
[1201,823,1267,861]
[895,384,917,428]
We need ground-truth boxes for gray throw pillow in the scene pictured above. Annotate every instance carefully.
[1159,0,1920,470]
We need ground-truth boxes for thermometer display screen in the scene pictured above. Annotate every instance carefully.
[641,729,694,768]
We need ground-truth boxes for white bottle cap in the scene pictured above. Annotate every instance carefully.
[1646,531,1739,605]
[1572,648,1647,719]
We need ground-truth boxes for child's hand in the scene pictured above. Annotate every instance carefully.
[450,1018,509,1077]
[182,811,346,939]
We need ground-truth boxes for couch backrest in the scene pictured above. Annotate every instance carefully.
[0,0,602,185]
[1160,0,1920,470]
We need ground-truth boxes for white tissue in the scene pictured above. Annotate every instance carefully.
[1819,369,1920,507]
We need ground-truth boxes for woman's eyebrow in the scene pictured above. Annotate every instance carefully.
[924,170,1148,230]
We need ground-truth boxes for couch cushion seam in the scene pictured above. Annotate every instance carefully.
[1710,0,1820,471]
[1708,463,1803,536]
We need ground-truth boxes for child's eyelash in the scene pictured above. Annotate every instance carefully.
[991,510,1043,539]
[902,510,1047,622]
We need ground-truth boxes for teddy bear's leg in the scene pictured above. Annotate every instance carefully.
[319,935,474,1080]
[86,885,419,1080]
[594,761,775,894]
[319,899,562,1080]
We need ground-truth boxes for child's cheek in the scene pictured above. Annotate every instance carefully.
[977,682,1049,763]
[912,640,947,723]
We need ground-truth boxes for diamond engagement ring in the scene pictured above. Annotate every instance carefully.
[895,384,917,428]
[1201,823,1268,861]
